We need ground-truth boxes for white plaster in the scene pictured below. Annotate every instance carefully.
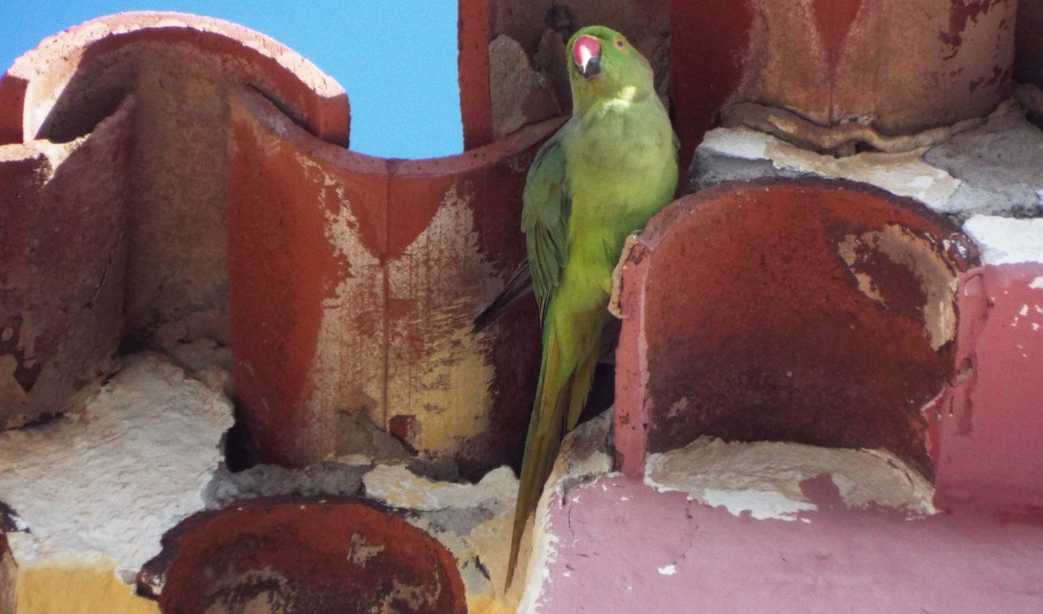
[699,126,961,210]
[1030,277,1043,290]
[362,464,515,512]
[657,564,677,576]
[700,127,769,160]
[645,438,936,521]
[0,354,232,582]
[963,216,1043,265]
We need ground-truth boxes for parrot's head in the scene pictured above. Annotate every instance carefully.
[566,25,655,111]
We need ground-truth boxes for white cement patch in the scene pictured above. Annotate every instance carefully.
[963,216,1043,265]
[699,126,961,210]
[0,354,232,582]
[645,438,936,521]
[363,464,515,512]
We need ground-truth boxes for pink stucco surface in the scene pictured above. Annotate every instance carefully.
[534,475,1043,613]
[929,263,1043,517]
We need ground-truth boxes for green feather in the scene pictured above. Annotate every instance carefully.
[503,24,679,588]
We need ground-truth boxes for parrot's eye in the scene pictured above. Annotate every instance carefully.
[615,39,626,50]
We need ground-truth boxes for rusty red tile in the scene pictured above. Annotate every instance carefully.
[927,263,1043,516]
[614,179,979,478]
[138,498,466,614]
[0,12,348,145]
[670,0,1015,161]
[1017,0,1043,87]
[228,87,556,474]
[459,0,495,149]
[0,98,134,430]
[1,12,356,436]
[670,0,754,170]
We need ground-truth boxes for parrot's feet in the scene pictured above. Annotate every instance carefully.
[608,233,641,319]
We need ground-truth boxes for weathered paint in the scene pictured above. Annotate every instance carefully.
[139,498,466,614]
[229,87,556,474]
[614,180,979,478]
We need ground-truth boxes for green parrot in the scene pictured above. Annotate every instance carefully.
[475,25,679,587]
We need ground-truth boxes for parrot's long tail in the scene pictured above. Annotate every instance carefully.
[505,312,604,589]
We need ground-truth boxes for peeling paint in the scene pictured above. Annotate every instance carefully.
[302,156,385,448]
[346,532,386,567]
[387,186,498,456]
[838,225,959,350]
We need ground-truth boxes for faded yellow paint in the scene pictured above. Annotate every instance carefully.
[14,563,158,614]
[387,187,498,455]
[464,513,527,614]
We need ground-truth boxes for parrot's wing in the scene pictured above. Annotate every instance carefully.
[521,133,571,320]
[472,130,571,330]
[473,264,533,332]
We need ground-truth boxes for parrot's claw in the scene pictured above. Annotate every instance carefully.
[608,233,640,319]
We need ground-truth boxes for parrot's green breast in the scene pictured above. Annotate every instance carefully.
[563,90,678,278]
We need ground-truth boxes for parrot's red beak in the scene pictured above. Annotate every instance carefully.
[572,35,602,79]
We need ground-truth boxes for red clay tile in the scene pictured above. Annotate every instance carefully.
[1017,0,1043,87]
[670,0,1016,162]
[0,12,354,432]
[0,99,134,430]
[614,179,979,478]
[228,88,558,475]
[459,0,494,149]
[0,12,348,145]
[138,498,466,614]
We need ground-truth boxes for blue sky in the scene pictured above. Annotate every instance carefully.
[0,1,462,158]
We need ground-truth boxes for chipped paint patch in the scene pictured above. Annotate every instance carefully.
[645,438,936,521]
[1031,277,1043,290]
[386,186,499,456]
[657,564,677,576]
[347,532,386,566]
[838,224,959,350]
[299,154,385,455]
